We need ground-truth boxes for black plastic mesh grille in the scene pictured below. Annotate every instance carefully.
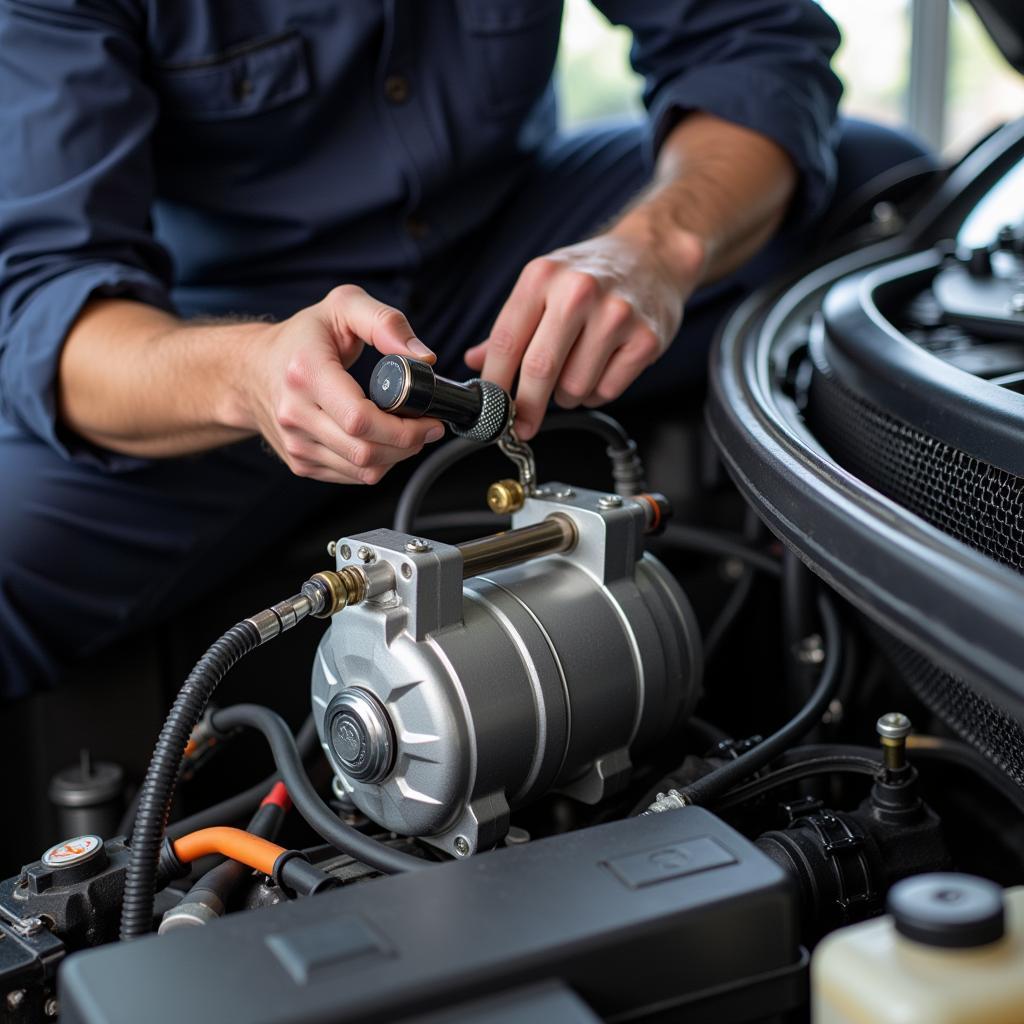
[807,367,1024,571]
[876,633,1024,788]
[805,360,1024,781]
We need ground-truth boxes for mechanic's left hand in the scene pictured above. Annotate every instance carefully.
[464,230,702,439]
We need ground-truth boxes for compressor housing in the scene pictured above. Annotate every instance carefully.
[311,485,702,856]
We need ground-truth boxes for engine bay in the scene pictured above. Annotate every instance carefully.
[5,117,1024,1024]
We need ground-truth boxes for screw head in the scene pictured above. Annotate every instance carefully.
[598,494,623,509]
[400,562,413,580]
[453,836,471,857]
[326,540,337,557]
[877,712,912,740]
[356,545,376,563]
[1009,292,1024,315]
[6,991,26,1010]
[339,544,352,561]
[404,538,432,553]
[44,997,58,1018]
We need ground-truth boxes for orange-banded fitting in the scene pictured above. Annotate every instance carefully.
[487,478,526,515]
[635,492,671,535]
[304,566,368,618]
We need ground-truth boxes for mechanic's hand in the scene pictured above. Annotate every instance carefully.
[464,231,700,439]
[241,285,445,483]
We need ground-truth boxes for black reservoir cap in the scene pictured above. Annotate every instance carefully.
[888,873,1005,948]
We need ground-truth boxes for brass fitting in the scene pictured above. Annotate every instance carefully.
[876,712,912,772]
[304,566,368,618]
[487,478,525,515]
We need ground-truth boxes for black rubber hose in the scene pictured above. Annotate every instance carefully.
[211,704,425,874]
[394,411,642,533]
[907,736,1024,816]
[653,523,781,576]
[120,621,262,941]
[673,593,842,807]
[394,438,478,533]
[164,714,319,840]
[714,754,882,810]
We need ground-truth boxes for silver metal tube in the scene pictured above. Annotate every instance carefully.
[458,514,576,579]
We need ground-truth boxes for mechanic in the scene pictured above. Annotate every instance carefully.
[0,1,928,696]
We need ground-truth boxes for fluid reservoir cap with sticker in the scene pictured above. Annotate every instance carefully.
[42,834,103,869]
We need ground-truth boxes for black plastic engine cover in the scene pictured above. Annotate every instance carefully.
[59,809,803,1024]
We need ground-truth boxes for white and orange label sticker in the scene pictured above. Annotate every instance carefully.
[42,835,102,867]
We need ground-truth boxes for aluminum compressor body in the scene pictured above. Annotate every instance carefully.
[310,485,701,857]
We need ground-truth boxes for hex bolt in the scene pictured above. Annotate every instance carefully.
[404,538,432,554]
[356,545,376,563]
[877,712,912,771]
[598,494,623,509]
[453,836,471,857]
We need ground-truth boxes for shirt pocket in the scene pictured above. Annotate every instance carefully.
[153,31,311,122]
[456,0,562,119]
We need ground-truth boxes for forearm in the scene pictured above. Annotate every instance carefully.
[57,298,264,457]
[610,112,798,291]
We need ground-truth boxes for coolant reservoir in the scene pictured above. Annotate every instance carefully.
[813,874,1024,1024]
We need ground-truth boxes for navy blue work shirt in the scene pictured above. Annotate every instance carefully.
[0,1,841,464]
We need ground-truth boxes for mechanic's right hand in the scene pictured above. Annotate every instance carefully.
[238,285,445,484]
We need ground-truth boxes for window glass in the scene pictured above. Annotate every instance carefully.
[555,0,1024,155]
[947,2,1024,156]
[556,0,642,128]
[817,0,912,129]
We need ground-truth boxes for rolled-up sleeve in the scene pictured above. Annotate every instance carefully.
[0,0,174,464]
[594,0,844,226]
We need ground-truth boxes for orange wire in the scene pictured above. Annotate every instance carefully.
[172,827,285,876]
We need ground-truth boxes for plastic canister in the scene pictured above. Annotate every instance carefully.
[813,873,1024,1023]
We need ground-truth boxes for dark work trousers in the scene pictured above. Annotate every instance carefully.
[0,118,931,696]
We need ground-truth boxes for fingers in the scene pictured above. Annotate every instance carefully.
[480,261,547,391]
[464,340,486,371]
[553,297,633,410]
[320,284,436,366]
[511,304,586,439]
[581,325,661,407]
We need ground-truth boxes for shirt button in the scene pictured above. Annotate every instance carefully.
[405,215,430,240]
[384,75,410,104]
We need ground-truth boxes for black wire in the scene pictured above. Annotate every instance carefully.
[211,704,425,874]
[164,715,319,841]
[673,593,843,807]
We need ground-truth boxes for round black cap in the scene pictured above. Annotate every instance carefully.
[369,355,435,416]
[888,873,1005,948]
